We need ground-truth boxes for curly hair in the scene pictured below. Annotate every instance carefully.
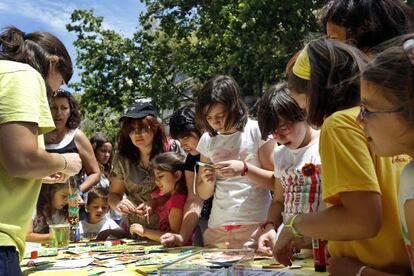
[53,89,81,129]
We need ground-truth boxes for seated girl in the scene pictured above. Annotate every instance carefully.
[130,152,188,243]
[79,187,126,240]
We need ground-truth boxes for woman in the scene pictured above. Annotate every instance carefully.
[0,26,81,274]
[109,101,181,230]
[45,89,100,193]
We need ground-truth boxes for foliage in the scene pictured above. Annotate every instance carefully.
[66,2,325,137]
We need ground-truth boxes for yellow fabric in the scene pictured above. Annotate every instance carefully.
[320,107,410,273]
[292,45,311,80]
[0,60,55,261]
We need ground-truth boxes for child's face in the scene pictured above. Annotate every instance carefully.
[96,142,112,165]
[178,134,199,155]
[87,198,109,223]
[52,187,70,210]
[326,21,347,42]
[51,97,70,130]
[154,169,181,195]
[205,103,232,134]
[358,80,414,156]
[272,121,309,150]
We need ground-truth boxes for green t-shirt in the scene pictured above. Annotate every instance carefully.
[0,60,55,260]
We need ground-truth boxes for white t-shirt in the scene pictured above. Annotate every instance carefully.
[274,135,323,222]
[196,119,272,227]
[398,160,414,272]
[79,216,122,239]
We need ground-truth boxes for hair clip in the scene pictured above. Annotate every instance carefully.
[403,38,414,65]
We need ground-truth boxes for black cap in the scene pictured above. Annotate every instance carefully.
[119,102,157,122]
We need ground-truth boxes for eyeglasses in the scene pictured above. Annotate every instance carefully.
[129,126,151,135]
[272,122,294,138]
[359,104,403,121]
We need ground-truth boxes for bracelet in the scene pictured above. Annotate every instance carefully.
[61,155,67,171]
[285,214,303,238]
[356,265,368,276]
[240,161,249,176]
[261,221,276,230]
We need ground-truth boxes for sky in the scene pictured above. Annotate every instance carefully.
[0,0,146,87]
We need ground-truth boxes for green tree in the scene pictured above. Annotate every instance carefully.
[67,1,325,136]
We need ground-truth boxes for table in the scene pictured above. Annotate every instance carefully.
[21,240,328,275]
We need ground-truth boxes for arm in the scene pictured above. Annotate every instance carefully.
[74,130,100,192]
[258,139,276,171]
[95,229,127,241]
[328,256,401,276]
[26,220,50,243]
[109,176,137,215]
[197,154,216,200]
[0,122,81,178]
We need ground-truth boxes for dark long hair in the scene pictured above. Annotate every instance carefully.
[86,187,109,206]
[0,26,73,96]
[151,152,187,195]
[287,38,367,127]
[362,33,414,127]
[318,0,412,52]
[169,103,202,140]
[117,116,168,164]
[90,133,113,176]
[195,75,248,136]
[53,89,81,129]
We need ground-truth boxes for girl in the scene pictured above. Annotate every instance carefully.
[26,181,76,243]
[329,35,414,275]
[195,75,273,249]
[274,38,410,275]
[318,0,412,53]
[161,104,211,247]
[130,152,187,242]
[90,133,113,188]
[46,89,100,193]
[80,187,126,240]
[109,102,181,230]
[0,26,81,273]
[255,83,322,255]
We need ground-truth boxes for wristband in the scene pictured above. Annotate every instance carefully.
[261,221,276,230]
[356,265,368,276]
[61,155,67,171]
[285,214,303,238]
[241,161,249,176]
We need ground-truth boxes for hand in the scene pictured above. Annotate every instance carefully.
[116,198,137,215]
[135,201,153,220]
[42,172,69,183]
[215,160,244,178]
[257,228,277,256]
[273,226,297,266]
[61,153,82,176]
[130,223,145,237]
[328,257,365,276]
[94,229,111,241]
[160,233,184,247]
[199,166,216,185]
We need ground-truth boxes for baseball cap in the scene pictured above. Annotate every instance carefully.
[119,102,157,122]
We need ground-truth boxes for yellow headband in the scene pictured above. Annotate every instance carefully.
[292,45,311,80]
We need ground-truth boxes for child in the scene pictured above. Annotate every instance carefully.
[194,75,273,249]
[255,83,322,255]
[336,34,414,275]
[26,182,75,243]
[90,133,113,189]
[130,152,187,242]
[160,104,212,247]
[274,38,410,275]
[80,187,126,240]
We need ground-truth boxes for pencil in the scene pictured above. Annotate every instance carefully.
[146,208,150,224]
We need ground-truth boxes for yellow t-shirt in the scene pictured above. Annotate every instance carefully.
[0,60,55,260]
[321,107,410,273]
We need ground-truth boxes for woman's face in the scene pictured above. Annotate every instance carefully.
[128,119,155,150]
[51,97,70,130]
[96,142,112,165]
[52,187,70,210]
[358,80,414,156]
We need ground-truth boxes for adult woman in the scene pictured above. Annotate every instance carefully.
[109,102,180,229]
[45,89,100,193]
[0,26,81,274]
